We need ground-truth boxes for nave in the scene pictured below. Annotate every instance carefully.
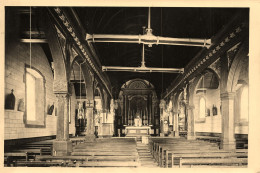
[4,136,247,168]
[4,5,250,169]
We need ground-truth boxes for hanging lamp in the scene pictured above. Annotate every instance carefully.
[102,44,184,73]
[86,7,211,48]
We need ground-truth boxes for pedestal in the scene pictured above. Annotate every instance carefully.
[99,123,113,138]
[53,140,72,156]
[84,134,96,142]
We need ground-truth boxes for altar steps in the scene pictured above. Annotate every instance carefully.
[136,141,159,168]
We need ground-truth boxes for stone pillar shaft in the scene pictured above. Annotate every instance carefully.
[187,105,195,140]
[124,95,127,125]
[149,94,152,125]
[53,93,72,156]
[173,112,179,137]
[220,92,236,150]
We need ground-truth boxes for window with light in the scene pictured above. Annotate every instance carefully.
[25,67,45,127]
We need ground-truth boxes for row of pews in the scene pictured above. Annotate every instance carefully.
[149,137,248,168]
[4,139,54,166]
[65,138,140,167]
[196,135,248,149]
[5,137,140,168]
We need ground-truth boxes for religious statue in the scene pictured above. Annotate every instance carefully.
[107,99,115,123]
[134,112,142,127]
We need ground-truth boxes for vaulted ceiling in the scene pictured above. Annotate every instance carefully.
[73,7,242,98]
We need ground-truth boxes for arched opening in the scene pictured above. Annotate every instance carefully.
[116,79,158,136]
[70,61,87,136]
[193,69,221,133]
[94,88,103,136]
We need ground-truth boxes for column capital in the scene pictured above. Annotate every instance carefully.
[220,92,235,100]
[55,92,70,98]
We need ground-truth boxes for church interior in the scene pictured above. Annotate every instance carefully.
[3,6,251,168]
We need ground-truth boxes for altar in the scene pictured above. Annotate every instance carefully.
[125,126,151,137]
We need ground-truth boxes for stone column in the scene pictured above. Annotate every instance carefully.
[84,99,96,142]
[187,105,195,140]
[159,99,166,136]
[220,92,236,150]
[149,94,152,125]
[173,111,179,137]
[168,110,174,137]
[53,93,72,156]
[123,95,127,125]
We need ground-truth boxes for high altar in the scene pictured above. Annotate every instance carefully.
[125,115,151,137]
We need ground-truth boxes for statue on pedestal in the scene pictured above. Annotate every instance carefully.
[134,111,142,127]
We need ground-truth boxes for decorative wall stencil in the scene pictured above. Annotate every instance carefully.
[5,89,15,110]
[227,42,241,70]
[209,58,221,78]
[54,25,66,56]
[70,48,78,64]
[128,81,147,89]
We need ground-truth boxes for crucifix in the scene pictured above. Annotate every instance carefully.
[86,99,94,108]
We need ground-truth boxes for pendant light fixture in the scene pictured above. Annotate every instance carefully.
[86,7,211,48]
[102,44,184,73]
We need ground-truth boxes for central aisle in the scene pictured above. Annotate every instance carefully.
[136,140,159,167]
[71,137,160,168]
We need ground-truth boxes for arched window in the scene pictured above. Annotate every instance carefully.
[25,67,45,126]
[240,86,248,121]
[199,97,206,118]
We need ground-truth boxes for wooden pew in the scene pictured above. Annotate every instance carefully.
[36,155,138,163]
[148,138,221,167]
[4,148,43,166]
[158,145,220,166]
[70,138,139,167]
[13,160,65,167]
[167,150,248,168]
[69,161,140,167]
[179,157,248,168]
[152,141,219,165]
[14,141,53,156]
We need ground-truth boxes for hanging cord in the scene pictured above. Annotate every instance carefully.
[29,7,31,68]
[80,64,82,102]
[161,8,163,96]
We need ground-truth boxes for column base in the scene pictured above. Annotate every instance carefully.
[174,131,180,137]
[220,141,236,151]
[187,135,196,140]
[160,133,165,137]
[168,131,174,137]
[84,134,96,142]
[53,140,72,156]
